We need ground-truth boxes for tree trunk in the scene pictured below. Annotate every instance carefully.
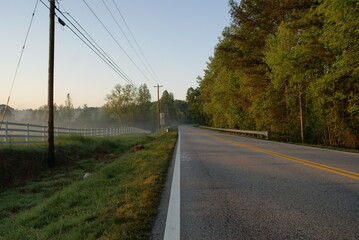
[298,89,304,143]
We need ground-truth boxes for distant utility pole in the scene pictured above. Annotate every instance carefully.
[47,0,55,168]
[154,84,163,130]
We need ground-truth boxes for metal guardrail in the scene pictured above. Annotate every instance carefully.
[0,121,151,144]
[200,126,269,139]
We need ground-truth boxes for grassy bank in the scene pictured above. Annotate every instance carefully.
[0,130,177,240]
[0,134,147,191]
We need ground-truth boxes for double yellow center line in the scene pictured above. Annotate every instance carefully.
[196,130,359,181]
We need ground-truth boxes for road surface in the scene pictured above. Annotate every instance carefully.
[151,125,359,240]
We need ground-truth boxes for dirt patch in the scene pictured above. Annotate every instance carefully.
[130,145,145,152]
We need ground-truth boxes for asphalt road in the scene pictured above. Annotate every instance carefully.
[151,125,359,240]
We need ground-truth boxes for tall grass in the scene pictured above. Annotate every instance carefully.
[0,130,177,240]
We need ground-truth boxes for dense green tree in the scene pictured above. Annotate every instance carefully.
[160,90,175,120]
[135,84,152,122]
[186,87,205,124]
[103,84,137,125]
[314,0,359,146]
[189,0,358,148]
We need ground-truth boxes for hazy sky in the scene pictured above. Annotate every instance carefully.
[0,0,231,110]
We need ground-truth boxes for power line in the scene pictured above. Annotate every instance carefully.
[54,7,137,86]
[82,0,155,86]
[112,0,163,85]
[65,22,136,86]
[40,0,138,87]
[0,0,39,129]
[62,12,137,86]
[101,0,156,85]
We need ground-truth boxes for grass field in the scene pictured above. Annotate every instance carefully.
[0,130,177,240]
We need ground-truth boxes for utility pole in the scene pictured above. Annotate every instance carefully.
[154,84,163,130]
[47,0,55,168]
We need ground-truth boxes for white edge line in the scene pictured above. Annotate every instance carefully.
[164,128,181,240]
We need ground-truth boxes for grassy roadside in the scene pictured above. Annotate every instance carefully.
[0,134,147,191]
[0,130,177,240]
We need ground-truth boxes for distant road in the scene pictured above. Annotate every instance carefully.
[151,125,359,240]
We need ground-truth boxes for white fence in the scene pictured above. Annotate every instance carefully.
[200,126,269,139]
[0,121,151,144]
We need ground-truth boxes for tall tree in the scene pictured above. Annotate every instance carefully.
[314,0,359,146]
[136,84,152,122]
[62,93,75,127]
[103,84,137,125]
[190,0,358,147]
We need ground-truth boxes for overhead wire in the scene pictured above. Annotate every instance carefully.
[0,0,39,130]
[112,0,163,85]
[65,23,136,86]
[40,0,137,87]
[63,12,136,86]
[101,0,155,85]
[54,6,137,86]
[81,0,155,86]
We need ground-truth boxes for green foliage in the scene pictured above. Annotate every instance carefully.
[103,84,186,129]
[188,0,358,148]
[0,135,142,191]
[104,84,138,124]
[0,131,177,239]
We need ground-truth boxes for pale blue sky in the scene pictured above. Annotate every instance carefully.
[0,0,231,109]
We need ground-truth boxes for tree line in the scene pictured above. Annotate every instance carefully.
[187,0,358,148]
[3,84,188,132]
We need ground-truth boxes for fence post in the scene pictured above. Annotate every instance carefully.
[4,121,9,143]
[26,123,30,143]
[43,126,46,142]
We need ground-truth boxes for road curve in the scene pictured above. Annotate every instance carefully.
[151,125,359,240]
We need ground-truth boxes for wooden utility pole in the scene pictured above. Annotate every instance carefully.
[47,0,55,168]
[154,84,163,130]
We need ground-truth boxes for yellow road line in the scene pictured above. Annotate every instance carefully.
[195,130,359,181]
